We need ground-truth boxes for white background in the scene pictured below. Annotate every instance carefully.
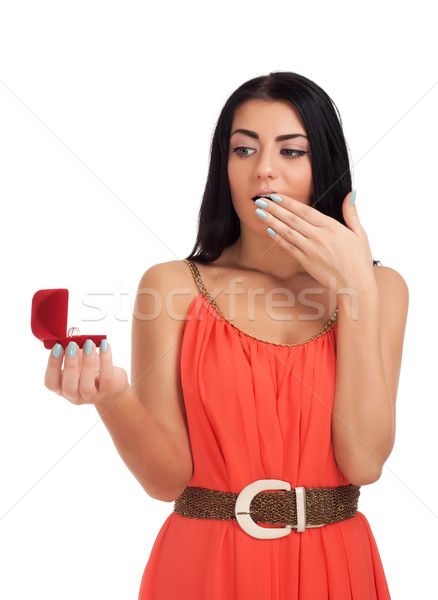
[1,1,437,598]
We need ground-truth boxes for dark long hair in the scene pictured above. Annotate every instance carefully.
[185,71,380,266]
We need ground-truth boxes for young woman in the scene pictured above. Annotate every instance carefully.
[45,72,408,599]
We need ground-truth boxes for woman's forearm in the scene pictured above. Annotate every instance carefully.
[94,387,193,502]
[332,280,394,486]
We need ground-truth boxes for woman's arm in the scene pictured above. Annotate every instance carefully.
[331,265,409,486]
[95,261,195,501]
[95,386,191,502]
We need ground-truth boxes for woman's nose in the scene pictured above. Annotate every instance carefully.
[254,151,278,179]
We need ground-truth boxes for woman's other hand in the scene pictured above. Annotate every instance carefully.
[255,191,375,294]
[44,340,130,408]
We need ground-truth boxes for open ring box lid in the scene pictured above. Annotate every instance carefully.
[31,288,107,350]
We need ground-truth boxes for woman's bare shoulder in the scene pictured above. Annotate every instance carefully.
[139,258,193,277]
[136,260,198,292]
[134,260,200,322]
[373,264,409,296]
[373,264,409,321]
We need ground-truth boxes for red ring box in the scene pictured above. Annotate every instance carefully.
[31,288,107,350]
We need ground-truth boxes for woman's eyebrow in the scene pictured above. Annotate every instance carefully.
[230,128,308,141]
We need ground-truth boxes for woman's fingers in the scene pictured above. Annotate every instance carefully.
[62,342,82,403]
[44,343,65,394]
[98,340,114,390]
[78,340,99,402]
[96,342,130,404]
[44,339,129,406]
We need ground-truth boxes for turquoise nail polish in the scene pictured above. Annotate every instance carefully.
[254,198,268,209]
[100,339,108,352]
[84,339,92,355]
[255,208,267,219]
[267,227,276,236]
[269,194,282,203]
[67,341,77,357]
[53,343,62,358]
[350,190,356,205]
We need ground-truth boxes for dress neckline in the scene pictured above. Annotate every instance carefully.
[183,259,338,348]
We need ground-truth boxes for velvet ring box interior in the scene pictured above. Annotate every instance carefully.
[31,288,107,350]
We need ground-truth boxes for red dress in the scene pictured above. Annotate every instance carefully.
[138,260,391,599]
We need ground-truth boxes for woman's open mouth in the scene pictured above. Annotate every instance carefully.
[251,194,272,202]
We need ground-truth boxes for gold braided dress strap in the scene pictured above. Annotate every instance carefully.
[182,259,339,347]
[183,259,226,318]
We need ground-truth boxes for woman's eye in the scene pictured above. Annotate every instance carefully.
[231,147,309,159]
[282,149,309,159]
[231,146,256,158]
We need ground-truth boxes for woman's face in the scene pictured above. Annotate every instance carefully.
[227,99,313,233]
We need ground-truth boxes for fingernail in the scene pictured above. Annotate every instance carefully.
[67,341,77,357]
[84,339,93,355]
[350,190,356,205]
[269,194,282,203]
[254,198,268,209]
[100,339,108,352]
[255,208,267,219]
[267,227,276,236]
[53,343,62,358]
